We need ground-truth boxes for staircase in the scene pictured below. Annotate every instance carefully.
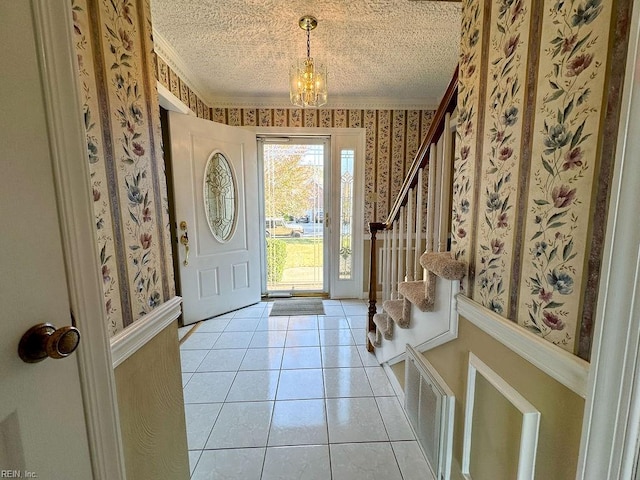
[367,68,465,365]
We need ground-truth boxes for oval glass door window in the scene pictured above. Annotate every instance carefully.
[203,151,237,242]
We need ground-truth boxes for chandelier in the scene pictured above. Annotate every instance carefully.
[289,15,328,108]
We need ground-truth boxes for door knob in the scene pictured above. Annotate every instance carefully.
[179,221,190,266]
[18,323,81,363]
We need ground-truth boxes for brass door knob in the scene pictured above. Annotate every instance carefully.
[18,323,81,363]
[179,220,190,266]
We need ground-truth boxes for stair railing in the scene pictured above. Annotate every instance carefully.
[367,67,458,351]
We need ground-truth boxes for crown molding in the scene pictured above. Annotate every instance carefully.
[153,29,440,111]
[152,28,213,106]
[209,95,439,111]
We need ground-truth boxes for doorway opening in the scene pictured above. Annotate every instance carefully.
[260,138,329,296]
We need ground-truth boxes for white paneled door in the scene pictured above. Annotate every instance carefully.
[168,112,261,324]
[1,1,123,478]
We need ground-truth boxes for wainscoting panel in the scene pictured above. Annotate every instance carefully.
[113,308,189,480]
[462,353,540,480]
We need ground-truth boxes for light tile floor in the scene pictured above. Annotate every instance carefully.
[179,299,434,480]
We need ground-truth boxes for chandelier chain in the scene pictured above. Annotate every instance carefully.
[290,15,327,108]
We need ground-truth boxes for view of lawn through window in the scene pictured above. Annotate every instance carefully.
[263,142,325,292]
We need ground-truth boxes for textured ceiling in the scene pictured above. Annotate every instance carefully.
[151,0,461,109]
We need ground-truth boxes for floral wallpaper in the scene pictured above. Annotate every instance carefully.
[456,0,628,359]
[72,0,175,336]
[517,0,612,350]
[473,1,531,315]
[451,0,486,293]
[72,0,123,334]
[208,107,434,226]
[156,55,210,120]
[153,56,437,228]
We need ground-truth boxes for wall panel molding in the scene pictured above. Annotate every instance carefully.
[110,296,182,368]
[462,353,540,480]
[457,295,589,397]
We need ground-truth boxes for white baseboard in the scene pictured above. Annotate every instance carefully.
[383,361,405,405]
[110,296,182,368]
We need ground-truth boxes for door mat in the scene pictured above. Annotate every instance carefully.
[269,298,325,316]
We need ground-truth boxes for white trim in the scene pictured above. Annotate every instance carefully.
[376,277,460,365]
[416,281,460,352]
[426,146,437,253]
[157,81,194,115]
[153,28,211,106]
[209,95,439,111]
[386,352,407,367]
[155,32,438,111]
[254,127,366,299]
[462,353,540,480]
[578,3,640,478]
[414,170,424,279]
[32,1,126,477]
[153,32,440,112]
[438,113,453,252]
[382,361,406,405]
[110,296,183,368]
[457,295,589,397]
[254,126,366,137]
[406,344,455,480]
[449,110,458,132]
[330,132,365,298]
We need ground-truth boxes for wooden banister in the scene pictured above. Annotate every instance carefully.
[366,67,459,351]
[367,222,386,351]
[386,66,458,225]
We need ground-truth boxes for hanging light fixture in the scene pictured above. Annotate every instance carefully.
[290,15,328,108]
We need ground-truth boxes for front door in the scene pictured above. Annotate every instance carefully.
[0,1,105,477]
[167,112,261,324]
[260,138,329,295]
[257,131,364,299]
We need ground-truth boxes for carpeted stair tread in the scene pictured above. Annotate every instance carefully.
[399,280,435,312]
[373,313,394,340]
[420,251,466,280]
[368,330,381,348]
[383,299,409,328]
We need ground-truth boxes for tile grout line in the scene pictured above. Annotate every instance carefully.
[186,299,405,479]
[318,306,335,480]
[259,316,289,479]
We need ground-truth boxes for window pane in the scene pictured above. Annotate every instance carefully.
[339,149,354,280]
[204,152,236,242]
[263,143,324,292]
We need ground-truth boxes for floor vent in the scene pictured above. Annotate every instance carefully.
[404,344,454,480]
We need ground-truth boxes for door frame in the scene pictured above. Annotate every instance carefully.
[254,127,366,299]
[577,3,640,477]
[33,1,125,477]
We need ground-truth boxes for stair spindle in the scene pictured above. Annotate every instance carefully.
[365,67,458,352]
[398,206,405,293]
[426,146,437,253]
[406,190,414,282]
[415,168,424,280]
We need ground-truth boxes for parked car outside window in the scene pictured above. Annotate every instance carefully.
[265,218,303,237]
